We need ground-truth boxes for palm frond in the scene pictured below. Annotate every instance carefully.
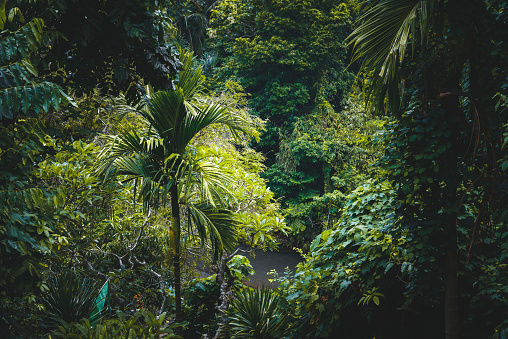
[187,203,238,262]
[108,131,166,160]
[191,159,233,207]
[175,47,205,99]
[143,89,183,143]
[348,0,438,115]
[183,100,251,146]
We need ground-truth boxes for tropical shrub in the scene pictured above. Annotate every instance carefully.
[50,309,180,338]
[279,180,412,338]
[182,255,254,338]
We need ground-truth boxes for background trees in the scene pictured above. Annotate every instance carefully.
[207,0,387,244]
[14,0,181,100]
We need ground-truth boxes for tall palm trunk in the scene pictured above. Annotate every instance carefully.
[170,183,183,336]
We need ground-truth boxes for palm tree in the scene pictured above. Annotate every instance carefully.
[99,48,252,329]
[348,1,496,338]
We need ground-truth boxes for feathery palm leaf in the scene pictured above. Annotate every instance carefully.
[187,203,238,262]
[186,158,233,207]
[176,46,205,99]
[142,89,184,143]
[348,0,439,114]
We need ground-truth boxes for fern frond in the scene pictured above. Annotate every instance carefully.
[0,18,44,64]
[0,60,37,88]
[0,81,75,119]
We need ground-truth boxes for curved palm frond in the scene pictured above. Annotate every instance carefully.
[188,158,233,207]
[187,203,238,262]
[98,133,164,177]
[175,46,205,99]
[348,0,439,115]
[186,100,252,141]
[142,94,250,158]
[109,131,166,160]
[142,89,183,143]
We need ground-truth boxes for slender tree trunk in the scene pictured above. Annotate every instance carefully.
[213,248,241,339]
[170,183,183,337]
[440,85,462,339]
[444,221,459,339]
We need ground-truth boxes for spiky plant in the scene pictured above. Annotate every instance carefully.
[228,286,288,339]
[41,270,102,325]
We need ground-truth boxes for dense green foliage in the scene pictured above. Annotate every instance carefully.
[51,309,179,338]
[278,0,508,338]
[13,0,181,100]
[0,0,507,338]
[208,0,387,244]
[209,0,353,121]
[0,3,75,306]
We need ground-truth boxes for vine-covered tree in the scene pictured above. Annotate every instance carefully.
[348,0,508,337]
